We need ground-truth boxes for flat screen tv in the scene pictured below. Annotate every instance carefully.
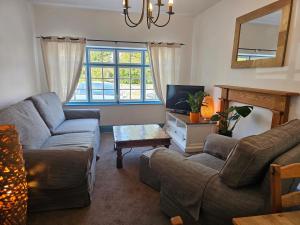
[166,84,205,114]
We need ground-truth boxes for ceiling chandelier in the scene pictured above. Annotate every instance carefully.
[122,0,175,29]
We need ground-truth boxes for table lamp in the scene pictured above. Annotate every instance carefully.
[0,125,27,225]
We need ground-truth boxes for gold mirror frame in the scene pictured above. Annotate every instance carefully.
[231,0,293,69]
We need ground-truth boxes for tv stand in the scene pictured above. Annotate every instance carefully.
[165,112,217,153]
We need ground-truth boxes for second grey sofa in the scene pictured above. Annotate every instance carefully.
[0,92,101,212]
[149,120,300,225]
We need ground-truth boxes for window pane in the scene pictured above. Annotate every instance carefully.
[131,68,141,79]
[131,52,142,64]
[145,51,150,65]
[118,51,142,64]
[90,50,114,63]
[131,90,141,100]
[145,90,158,100]
[145,67,154,89]
[103,79,115,89]
[103,67,114,78]
[92,90,103,100]
[118,52,131,64]
[91,67,102,79]
[104,90,115,100]
[119,68,130,78]
[72,67,88,101]
[120,90,130,100]
[120,79,130,89]
[131,79,141,89]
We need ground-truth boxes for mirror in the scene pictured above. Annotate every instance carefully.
[231,0,292,68]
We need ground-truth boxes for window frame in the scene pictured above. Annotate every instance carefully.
[69,46,161,105]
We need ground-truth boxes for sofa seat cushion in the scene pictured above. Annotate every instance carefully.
[53,119,99,135]
[30,92,65,132]
[0,101,51,149]
[42,132,95,150]
[220,119,300,188]
[188,153,225,171]
[24,147,93,190]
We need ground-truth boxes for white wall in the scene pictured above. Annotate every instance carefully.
[32,4,194,126]
[191,0,300,138]
[0,0,39,109]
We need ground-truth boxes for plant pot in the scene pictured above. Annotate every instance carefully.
[218,130,233,137]
[190,112,200,123]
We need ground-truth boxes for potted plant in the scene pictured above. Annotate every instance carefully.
[177,91,208,123]
[211,105,253,137]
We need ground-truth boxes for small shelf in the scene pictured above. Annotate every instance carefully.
[165,112,217,153]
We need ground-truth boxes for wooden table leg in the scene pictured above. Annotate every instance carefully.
[116,147,123,169]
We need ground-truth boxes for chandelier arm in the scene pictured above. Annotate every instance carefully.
[151,4,161,24]
[125,15,139,28]
[150,13,171,27]
[125,0,146,26]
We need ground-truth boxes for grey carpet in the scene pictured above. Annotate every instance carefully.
[27,132,180,225]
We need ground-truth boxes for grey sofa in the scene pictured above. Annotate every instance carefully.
[149,119,300,225]
[0,92,100,212]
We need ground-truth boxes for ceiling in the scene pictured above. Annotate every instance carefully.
[30,0,221,16]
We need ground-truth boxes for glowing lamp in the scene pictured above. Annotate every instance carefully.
[201,96,215,120]
[0,125,27,225]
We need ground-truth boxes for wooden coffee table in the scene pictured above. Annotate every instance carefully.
[113,124,171,169]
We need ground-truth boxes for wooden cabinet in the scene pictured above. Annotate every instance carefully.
[165,112,217,153]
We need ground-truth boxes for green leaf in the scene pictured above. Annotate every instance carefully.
[235,106,253,117]
[211,114,220,121]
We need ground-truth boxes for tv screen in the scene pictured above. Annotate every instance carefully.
[166,85,205,114]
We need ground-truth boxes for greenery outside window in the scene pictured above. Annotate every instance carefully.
[71,46,160,104]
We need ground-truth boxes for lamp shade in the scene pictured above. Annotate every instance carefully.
[0,125,27,225]
[201,96,215,120]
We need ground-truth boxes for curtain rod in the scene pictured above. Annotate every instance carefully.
[35,36,185,46]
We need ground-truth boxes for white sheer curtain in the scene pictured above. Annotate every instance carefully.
[148,43,181,104]
[41,37,86,103]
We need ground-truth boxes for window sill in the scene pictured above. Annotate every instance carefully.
[65,101,163,107]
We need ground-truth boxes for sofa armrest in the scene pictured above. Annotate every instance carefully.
[150,148,219,220]
[23,148,93,189]
[203,134,238,160]
[63,109,100,121]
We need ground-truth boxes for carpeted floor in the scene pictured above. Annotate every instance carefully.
[27,132,179,225]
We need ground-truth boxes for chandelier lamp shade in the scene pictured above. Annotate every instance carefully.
[122,0,175,29]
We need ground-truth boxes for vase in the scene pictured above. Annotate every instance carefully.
[189,112,200,123]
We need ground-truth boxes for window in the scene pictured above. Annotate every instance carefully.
[71,47,159,104]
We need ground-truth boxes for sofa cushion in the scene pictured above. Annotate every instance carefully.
[53,119,98,135]
[220,119,300,188]
[42,132,95,150]
[188,153,225,171]
[24,147,93,190]
[0,101,51,149]
[30,92,65,132]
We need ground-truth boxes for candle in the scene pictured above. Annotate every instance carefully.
[149,2,153,17]
[168,0,173,13]
[123,0,128,8]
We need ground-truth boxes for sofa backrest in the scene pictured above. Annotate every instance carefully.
[220,119,300,188]
[30,92,65,132]
[0,100,51,149]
